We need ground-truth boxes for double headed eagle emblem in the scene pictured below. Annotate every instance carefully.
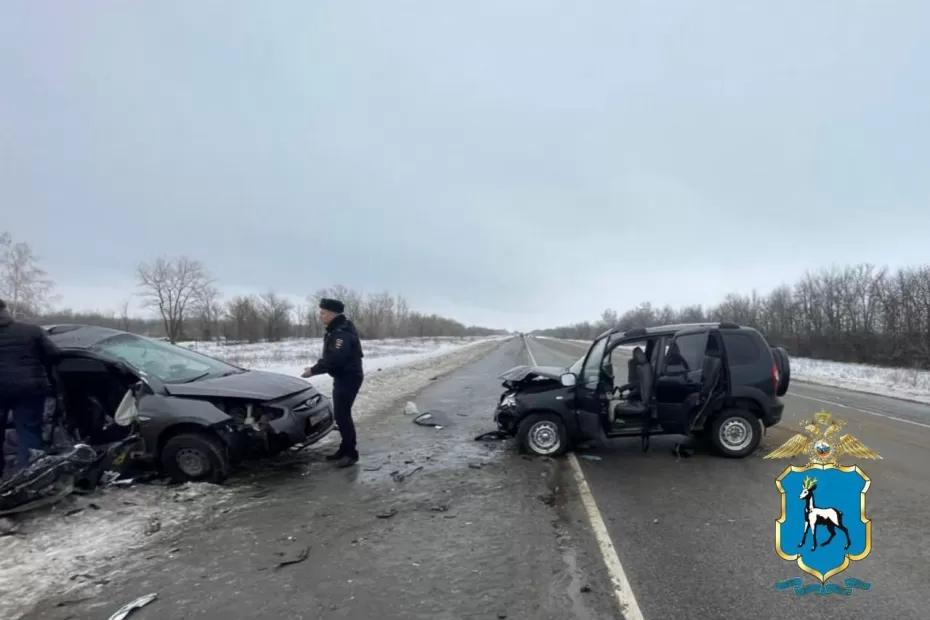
[764,411,882,464]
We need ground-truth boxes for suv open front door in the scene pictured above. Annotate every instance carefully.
[574,335,609,441]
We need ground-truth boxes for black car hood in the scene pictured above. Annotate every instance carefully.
[499,365,564,386]
[165,370,314,401]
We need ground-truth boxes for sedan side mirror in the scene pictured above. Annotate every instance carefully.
[560,373,577,387]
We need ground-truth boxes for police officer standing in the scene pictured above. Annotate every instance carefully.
[302,298,364,468]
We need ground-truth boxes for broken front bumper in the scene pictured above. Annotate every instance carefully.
[268,391,335,445]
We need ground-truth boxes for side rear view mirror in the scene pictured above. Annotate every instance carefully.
[560,373,577,387]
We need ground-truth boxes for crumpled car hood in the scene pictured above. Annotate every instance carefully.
[498,365,564,385]
[165,370,314,401]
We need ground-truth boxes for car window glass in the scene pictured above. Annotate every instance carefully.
[94,334,239,383]
[581,337,608,389]
[668,333,707,372]
[722,333,761,365]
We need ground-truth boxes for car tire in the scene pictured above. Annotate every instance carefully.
[161,432,231,483]
[709,409,762,458]
[772,347,791,396]
[517,413,569,457]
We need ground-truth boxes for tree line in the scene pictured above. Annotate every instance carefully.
[0,232,505,342]
[535,264,930,369]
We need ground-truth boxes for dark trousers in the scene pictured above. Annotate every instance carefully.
[0,394,47,475]
[332,376,363,457]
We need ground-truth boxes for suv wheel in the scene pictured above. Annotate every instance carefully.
[517,413,569,457]
[710,410,761,458]
[161,432,231,483]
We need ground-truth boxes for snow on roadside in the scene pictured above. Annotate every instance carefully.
[0,336,511,620]
[185,336,508,399]
[792,357,930,405]
[0,483,235,620]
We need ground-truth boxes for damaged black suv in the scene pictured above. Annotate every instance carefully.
[494,323,790,458]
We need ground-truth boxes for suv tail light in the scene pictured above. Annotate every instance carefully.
[772,363,780,395]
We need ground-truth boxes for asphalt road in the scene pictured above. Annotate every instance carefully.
[525,335,930,620]
[23,338,617,620]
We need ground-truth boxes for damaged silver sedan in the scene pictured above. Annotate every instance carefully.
[44,325,334,482]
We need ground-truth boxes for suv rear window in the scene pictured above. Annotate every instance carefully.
[722,333,761,365]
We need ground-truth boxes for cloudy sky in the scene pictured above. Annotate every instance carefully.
[2,1,929,331]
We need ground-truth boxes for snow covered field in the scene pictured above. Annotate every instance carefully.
[792,357,930,404]
[183,336,508,396]
[0,335,510,620]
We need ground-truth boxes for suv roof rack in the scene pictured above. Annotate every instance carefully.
[719,322,740,329]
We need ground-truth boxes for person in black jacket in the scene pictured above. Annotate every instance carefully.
[0,299,60,477]
[302,298,364,467]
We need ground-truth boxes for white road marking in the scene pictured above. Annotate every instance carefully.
[790,392,930,430]
[569,453,645,620]
[523,335,645,620]
[524,334,539,366]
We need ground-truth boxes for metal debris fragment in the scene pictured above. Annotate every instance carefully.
[274,545,311,570]
[108,593,158,620]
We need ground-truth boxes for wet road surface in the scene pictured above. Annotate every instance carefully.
[23,338,619,620]
[526,335,930,620]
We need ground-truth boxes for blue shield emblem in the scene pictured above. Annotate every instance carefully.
[775,464,872,583]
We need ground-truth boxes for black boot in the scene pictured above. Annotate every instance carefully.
[336,453,359,468]
[325,449,346,461]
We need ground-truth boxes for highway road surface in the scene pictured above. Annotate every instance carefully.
[525,335,929,620]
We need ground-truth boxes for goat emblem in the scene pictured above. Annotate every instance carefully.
[767,411,880,589]
[797,476,850,551]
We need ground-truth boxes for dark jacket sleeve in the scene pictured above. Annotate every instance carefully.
[37,327,61,368]
[309,330,357,376]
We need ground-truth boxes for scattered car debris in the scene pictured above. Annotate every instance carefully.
[579,454,602,462]
[65,507,84,517]
[474,430,508,441]
[274,545,311,570]
[363,465,383,472]
[467,463,482,470]
[390,466,423,483]
[108,592,158,620]
[404,401,420,415]
[143,516,162,536]
[376,508,398,519]
[0,517,19,536]
[0,439,134,516]
[413,412,443,429]
[580,585,592,593]
[429,504,449,513]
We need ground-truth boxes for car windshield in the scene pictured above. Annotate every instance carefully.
[93,334,241,383]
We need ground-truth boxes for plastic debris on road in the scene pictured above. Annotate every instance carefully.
[108,593,157,620]
[404,401,420,415]
[274,545,310,570]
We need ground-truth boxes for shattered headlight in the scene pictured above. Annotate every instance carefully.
[500,393,518,409]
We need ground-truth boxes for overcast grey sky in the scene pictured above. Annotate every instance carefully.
[2,1,929,331]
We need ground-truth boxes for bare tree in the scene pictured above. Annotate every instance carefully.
[0,232,55,318]
[119,300,132,332]
[137,256,211,343]
[193,285,223,341]
[225,295,263,343]
[259,291,294,342]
